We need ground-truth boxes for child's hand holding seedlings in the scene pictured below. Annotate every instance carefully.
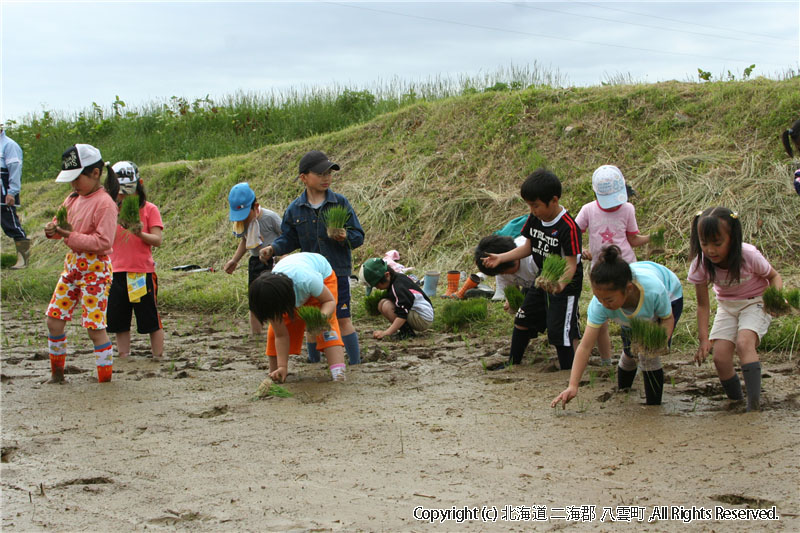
[269,365,288,383]
[329,228,347,242]
[44,221,57,238]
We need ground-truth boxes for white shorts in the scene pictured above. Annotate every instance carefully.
[710,297,772,344]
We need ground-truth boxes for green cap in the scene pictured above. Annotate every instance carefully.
[362,258,388,287]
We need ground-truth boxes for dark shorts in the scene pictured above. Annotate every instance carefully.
[248,255,273,286]
[106,272,162,334]
[514,287,581,347]
[335,274,352,320]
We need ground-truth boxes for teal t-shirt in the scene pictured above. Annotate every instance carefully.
[272,252,333,308]
[587,261,682,328]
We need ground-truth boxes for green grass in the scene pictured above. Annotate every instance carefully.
[1,254,17,269]
[295,306,330,334]
[629,318,669,352]
[503,285,524,311]
[439,299,488,331]
[649,227,665,249]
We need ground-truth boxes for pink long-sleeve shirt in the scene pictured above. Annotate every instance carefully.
[49,188,117,255]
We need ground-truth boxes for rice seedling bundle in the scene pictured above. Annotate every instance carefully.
[364,289,386,316]
[535,254,567,292]
[255,379,293,399]
[649,228,666,250]
[762,287,791,315]
[321,205,350,239]
[785,288,800,310]
[440,298,488,330]
[503,285,525,311]
[118,195,142,233]
[296,305,330,334]
[628,317,668,354]
[55,206,72,230]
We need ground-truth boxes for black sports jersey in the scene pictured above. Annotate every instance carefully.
[521,207,583,295]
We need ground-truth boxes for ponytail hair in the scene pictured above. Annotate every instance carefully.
[689,206,743,284]
[781,119,800,158]
[589,245,632,291]
[103,162,120,202]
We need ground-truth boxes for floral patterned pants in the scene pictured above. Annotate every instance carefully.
[46,252,112,329]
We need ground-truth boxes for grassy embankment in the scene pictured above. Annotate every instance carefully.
[2,77,799,354]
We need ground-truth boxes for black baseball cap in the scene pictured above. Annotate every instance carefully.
[298,150,340,175]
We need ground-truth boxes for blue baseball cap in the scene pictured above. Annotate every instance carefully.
[228,183,256,221]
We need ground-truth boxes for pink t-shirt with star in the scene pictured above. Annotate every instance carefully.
[575,201,640,267]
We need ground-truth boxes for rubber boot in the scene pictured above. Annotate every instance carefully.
[97,365,113,383]
[10,239,30,270]
[617,366,637,390]
[422,271,440,298]
[442,271,461,298]
[455,274,480,299]
[642,369,664,405]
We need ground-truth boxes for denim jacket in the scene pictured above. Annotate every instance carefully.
[271,189,364,276]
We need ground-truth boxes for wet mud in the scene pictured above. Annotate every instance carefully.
[2,304,799,531]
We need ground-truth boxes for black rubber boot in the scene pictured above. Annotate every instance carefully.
[617,366,637,390]
[643,369,664,405]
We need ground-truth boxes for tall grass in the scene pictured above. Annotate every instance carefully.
[7,65,560,183]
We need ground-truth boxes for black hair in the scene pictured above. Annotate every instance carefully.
[79,161,119,202]
[248,272,296,322]
[134,180,148,207]
[689,206,743,284]
[520,168,561,204]
[589,245,632,291]
[781,119,800,158]
[474,234,517,276]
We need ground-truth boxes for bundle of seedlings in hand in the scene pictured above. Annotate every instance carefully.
[762,286,791,315]
[296,305,330,335]
[255,379,293,399]
[628,317,668,354]
[535,254,567,292]
[504,285,525,312]
[321,205,350,240]
[364,289,386,316]
[118,195,142,233]
[649,228,666,254]
[785,288,800,310]
[440,298,488,331]
[55,206,72,231]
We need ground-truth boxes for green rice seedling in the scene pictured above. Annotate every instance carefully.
[588,369,596,388]
[440,298,488,331]
[628,317,668,353]
[535,254,566,292]
[254,379,293,399]
[649,227,666,250]
[504,285,525,312]
[55,206,72,230]
[321,205,350,239]
[784,288,800,310]
[118,195,142,233]
[762,286,790,315]
[364,289,386,316]
[296,305,330,335]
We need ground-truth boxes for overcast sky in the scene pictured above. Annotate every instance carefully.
[1,1,798,122]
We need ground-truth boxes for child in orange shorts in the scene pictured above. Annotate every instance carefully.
[249,252,346,383]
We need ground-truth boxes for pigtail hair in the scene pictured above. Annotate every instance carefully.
[782,129,794,158]
[104,162,120,202]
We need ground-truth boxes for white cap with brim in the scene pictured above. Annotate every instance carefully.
[592,165,628,209]
[56,144,103,183]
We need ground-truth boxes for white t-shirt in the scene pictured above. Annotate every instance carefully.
[495,235,539,293]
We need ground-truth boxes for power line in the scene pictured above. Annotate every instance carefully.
[497,0,797,47]
[572,1,793,43]
[326,2,789,67]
